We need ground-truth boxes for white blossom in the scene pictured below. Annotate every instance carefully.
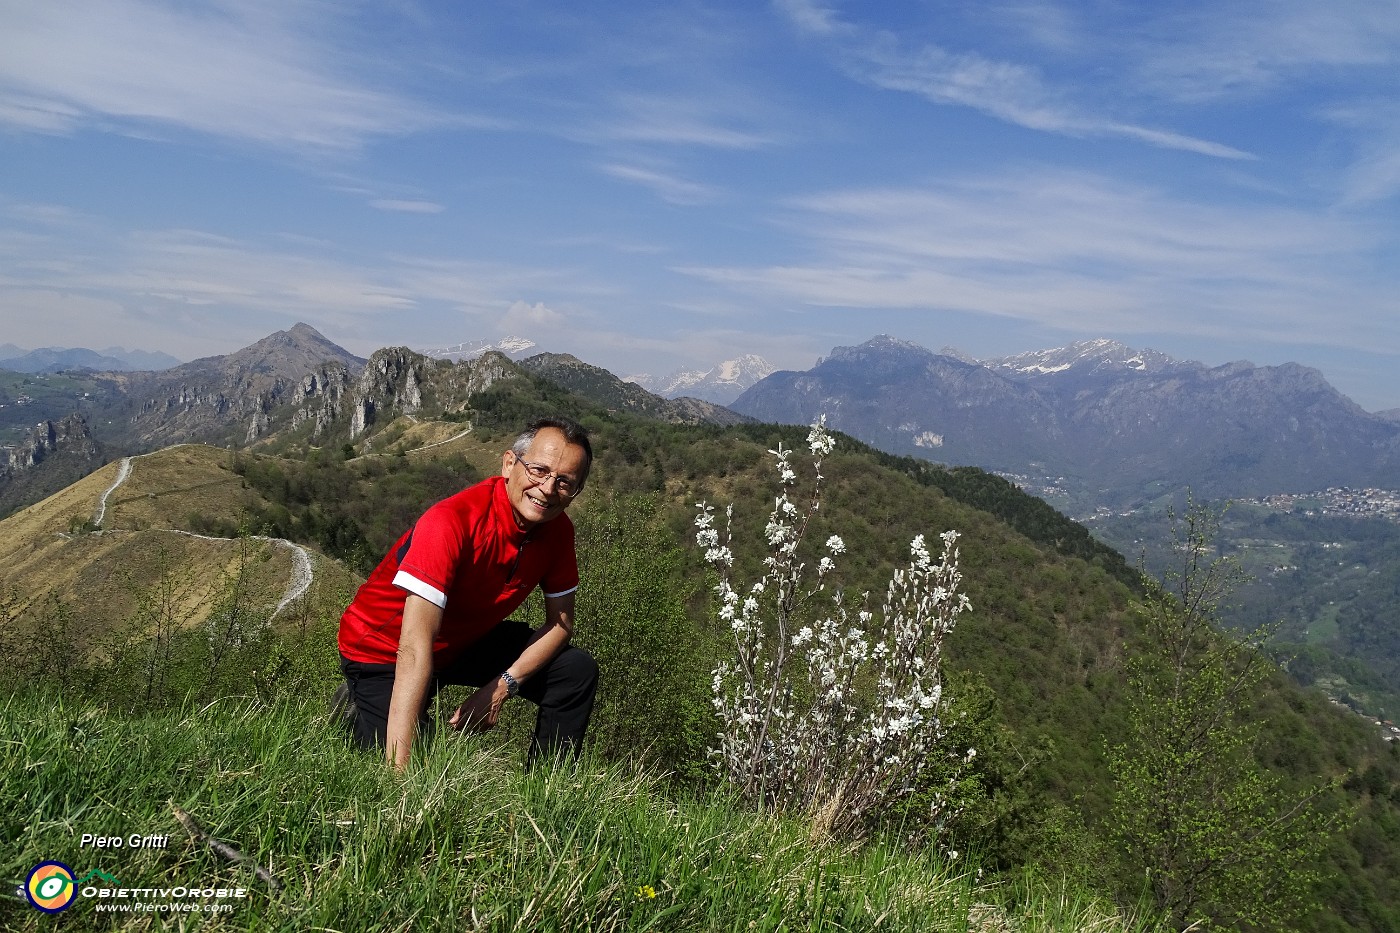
[696,412,971,853]
[807,416,836,458]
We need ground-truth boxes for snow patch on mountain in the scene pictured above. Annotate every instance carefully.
[626,354,775,405]
[985,339,1188,378]
[419,336,537,362]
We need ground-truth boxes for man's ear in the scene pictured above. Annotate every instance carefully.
[501,450,515,477]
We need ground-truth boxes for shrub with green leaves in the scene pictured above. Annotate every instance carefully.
[1107,500,1341,930]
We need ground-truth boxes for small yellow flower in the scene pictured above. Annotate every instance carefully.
[635,884,657,900]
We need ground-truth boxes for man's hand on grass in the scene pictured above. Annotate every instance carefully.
[449,678,509,733]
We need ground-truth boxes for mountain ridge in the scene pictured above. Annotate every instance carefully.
[732,336,1400,511]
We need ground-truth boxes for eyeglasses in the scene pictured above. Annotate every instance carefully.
[514,458,583,497]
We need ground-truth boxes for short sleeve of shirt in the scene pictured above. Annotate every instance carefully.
[391,501,469,610]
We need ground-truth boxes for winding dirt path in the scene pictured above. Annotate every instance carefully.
[91,452,314,620]
[87,424,473,617]
[93,457,132,527]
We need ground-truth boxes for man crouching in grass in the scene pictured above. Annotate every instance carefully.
[334,417,598,770]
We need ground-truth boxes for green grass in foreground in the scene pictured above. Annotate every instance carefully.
[1,694,1159,931]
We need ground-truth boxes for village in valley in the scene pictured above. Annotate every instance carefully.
[1252,487,1400,522]
[1074,485,1400,525]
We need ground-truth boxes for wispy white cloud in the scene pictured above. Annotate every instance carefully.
[1342,140,1400,205]
[776,0,1253,159]
[678,169,1396,354]
[0,0,443,150]
[1128,0,1400,102]
[1321,100,1400,205]
[0,214,626,358]
[369,199,446,214]
[772,0,843,38]
[0,94,81,133]
[600,163,721,206]
[860,38,1253,159]
[586,92,783,151]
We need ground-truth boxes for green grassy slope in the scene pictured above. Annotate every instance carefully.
[1,691,1160,932]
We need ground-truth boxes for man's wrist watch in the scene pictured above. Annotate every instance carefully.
[499,671,520,698]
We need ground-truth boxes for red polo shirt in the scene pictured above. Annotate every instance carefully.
[338,475,579,667]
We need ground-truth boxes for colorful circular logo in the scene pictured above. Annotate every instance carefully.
[25,861,77,913]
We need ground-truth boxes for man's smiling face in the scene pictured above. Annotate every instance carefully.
[501,426,589,530]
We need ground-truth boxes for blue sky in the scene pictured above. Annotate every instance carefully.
[3,0,1399,410]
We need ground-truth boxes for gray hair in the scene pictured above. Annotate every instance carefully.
[511,417,593,480]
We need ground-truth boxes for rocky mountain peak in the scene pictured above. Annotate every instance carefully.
[221,323,364,375]
[937,346,979,364]
[129,324,366,447]
[827,334,930,361]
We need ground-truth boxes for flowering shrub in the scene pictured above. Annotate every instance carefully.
[695,417,973,839]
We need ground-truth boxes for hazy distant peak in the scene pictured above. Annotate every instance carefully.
[0,344,182,374]
[626,353,775,405]
[100,346,182,370]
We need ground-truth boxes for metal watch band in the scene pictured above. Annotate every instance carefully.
[500,670,520,697]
